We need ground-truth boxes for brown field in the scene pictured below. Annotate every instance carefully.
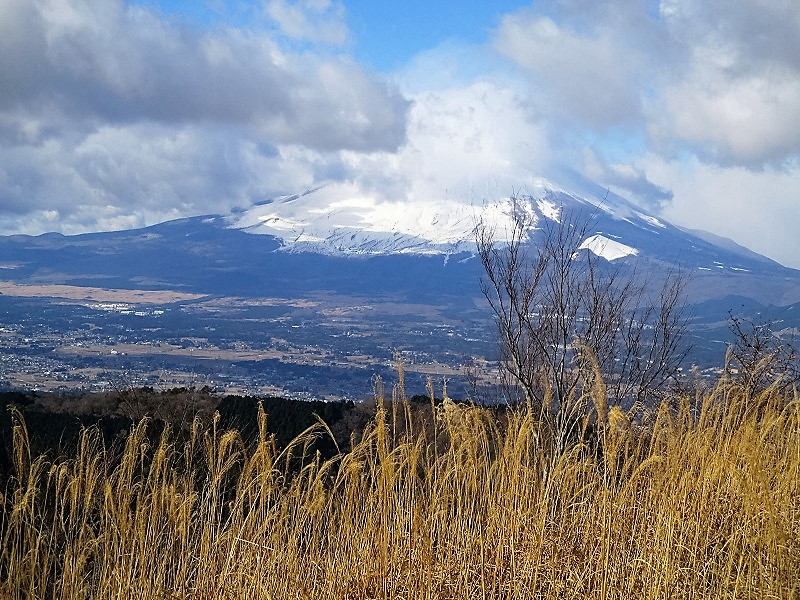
[0,280,205,304]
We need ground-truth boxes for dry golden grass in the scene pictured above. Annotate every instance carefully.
[1,376,798,599]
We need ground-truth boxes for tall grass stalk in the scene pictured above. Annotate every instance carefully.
[1,378,798,599]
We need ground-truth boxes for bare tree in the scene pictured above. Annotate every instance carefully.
[726,312,799,397]
[477,196,689,429]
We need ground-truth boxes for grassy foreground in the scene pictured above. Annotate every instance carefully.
[1,378,798,599]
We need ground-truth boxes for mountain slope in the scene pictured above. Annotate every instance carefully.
[2,177,799,393]
[224,179,799,305]
[1,177,798,307]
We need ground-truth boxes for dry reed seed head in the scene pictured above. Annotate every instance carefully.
[374,375,385,410]
[10,410,32,483]
[542,379,553,417]
[576,343,608,426]
[607,406,632,439]
[395,352,406,402]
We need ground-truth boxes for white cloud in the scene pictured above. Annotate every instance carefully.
[264,0,348,45]
[0,0,409,234]
[652,0,800,167]
[658,70,800,166]
[488,0,799,270]
[264,77,553,210]
[0,0,407,152]
[0,123,272,233]
[493,5,662,130]
[494,0,800,170]
[394,81,551,203]
[647,155,800,269]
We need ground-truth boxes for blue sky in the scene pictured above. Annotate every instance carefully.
[341,0,532,70]
[139,1,532,69]
[1,0,799,268]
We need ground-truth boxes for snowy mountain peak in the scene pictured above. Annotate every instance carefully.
[223,176,784,277]
[230,191,485,255]
[227,179,648,259]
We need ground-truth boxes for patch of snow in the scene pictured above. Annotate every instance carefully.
[637,213,666,229]
[294,232,327,243]
[228,188,544,255]
[537,199,561,222]
[579,235,639,261]
[222,178,712,261]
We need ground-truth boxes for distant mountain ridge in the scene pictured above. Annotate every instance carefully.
[219,177,799,304]
[1,176,799,307]
[2,176,800,390]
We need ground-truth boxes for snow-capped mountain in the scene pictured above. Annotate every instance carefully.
[2,174,798,392]
[227,177,647,259]
[1,174,798,307]
[226,176,786,282]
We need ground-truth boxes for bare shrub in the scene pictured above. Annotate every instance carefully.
[726,311,799,397]
[476,196,690,435]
